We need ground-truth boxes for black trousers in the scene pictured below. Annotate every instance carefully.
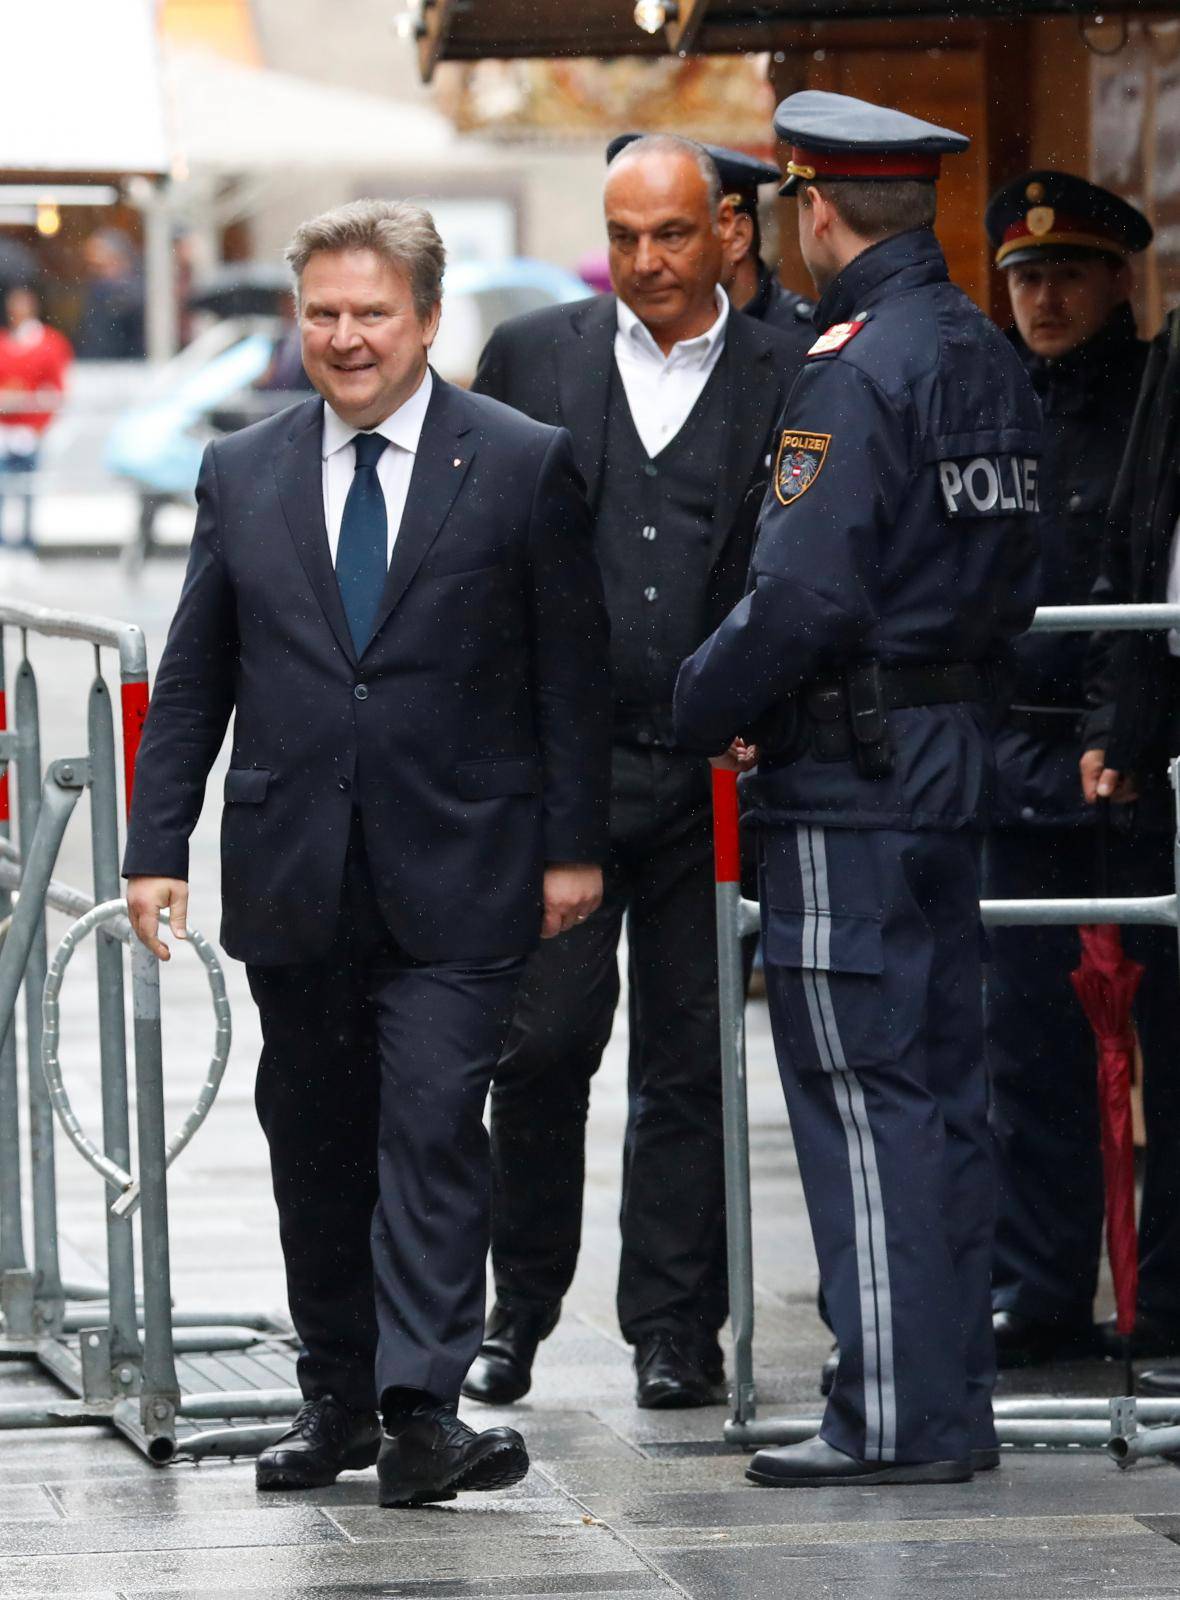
[488,744,728,1342]
[249,818,524,1411]
[986,825,1180,1324]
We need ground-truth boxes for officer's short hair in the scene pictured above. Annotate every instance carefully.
[285,199,446,319]
[607,134,723,224]
[802,180,937,240]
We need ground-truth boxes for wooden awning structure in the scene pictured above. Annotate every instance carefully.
[418,0,1173,78]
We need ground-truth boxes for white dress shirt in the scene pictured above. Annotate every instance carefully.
[321,368,433,566]
[613,288,729,458]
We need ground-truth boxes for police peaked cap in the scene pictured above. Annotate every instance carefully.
[985,170,1152,269]
[605,132,781,214]
[773,91,969,195]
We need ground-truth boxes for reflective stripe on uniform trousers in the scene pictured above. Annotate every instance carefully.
[795,823,897,1462]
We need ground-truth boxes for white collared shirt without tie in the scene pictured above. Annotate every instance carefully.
[320,368,433,566]
[613,286,729,458]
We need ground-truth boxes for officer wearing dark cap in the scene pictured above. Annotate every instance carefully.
[675,90,1042,1486]
[982,173,1180,1367]
[606,134,813,355]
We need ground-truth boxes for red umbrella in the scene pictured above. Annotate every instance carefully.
[1070,918,1144,1361]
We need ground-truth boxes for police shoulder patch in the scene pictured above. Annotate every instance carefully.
[774,429,831,506]
[806,314,869,358]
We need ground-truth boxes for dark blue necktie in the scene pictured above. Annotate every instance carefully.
[335,431,388,654]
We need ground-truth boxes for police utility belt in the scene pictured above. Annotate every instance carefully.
[768,660,1000,780]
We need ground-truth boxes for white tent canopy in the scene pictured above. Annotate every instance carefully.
[163,46,502,176]
[3,0,168,174]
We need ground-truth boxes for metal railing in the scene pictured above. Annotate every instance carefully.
[714,601,1180,1464]
[0,600,297,1462]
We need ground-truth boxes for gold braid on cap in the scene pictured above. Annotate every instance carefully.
[786,159,817,181]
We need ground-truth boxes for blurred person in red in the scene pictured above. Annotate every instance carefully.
[0,286,72,549]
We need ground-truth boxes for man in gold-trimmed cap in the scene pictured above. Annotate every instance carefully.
[981,172,1180,1375]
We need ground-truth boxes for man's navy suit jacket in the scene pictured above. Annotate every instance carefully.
[122,374,612,966]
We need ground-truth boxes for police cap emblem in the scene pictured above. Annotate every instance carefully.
[774,429,831,506]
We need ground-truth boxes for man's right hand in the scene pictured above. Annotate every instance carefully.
[126,876,189,961]
[1080,748,1139,806]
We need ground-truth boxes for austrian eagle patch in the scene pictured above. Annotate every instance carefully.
[774,429,831,506]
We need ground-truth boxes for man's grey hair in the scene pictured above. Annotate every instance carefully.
[606,134,723,224]
[284,199,446,319]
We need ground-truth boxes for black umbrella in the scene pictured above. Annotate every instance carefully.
[187,262,293,318]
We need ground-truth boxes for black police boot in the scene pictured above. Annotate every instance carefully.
[461,1300,559,1406]
[746,1435,972,1487]
[993,1309,1098,1369]
[377,1402,530,1507]
[256,1395,381,1490]
[634,1330,722,1410]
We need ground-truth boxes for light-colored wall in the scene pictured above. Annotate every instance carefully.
[246,0,608,271]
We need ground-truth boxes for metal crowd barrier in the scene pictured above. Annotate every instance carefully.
[715,601,1180,1465]
[0,600,299,1462]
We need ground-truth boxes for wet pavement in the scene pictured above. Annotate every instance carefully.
[0,553,1177,1598]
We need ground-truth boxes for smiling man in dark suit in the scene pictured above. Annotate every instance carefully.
[463,135,804,1412]
[123,200,611,1507]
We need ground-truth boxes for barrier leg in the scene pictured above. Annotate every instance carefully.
[0,630,24,1286]
[713,769,757,1426]
[129,938,180,1453]
[87,671,140,1389]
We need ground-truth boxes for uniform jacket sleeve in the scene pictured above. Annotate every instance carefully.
[526,427,612,863]
[122,444,238,880]
[673,353,909,754]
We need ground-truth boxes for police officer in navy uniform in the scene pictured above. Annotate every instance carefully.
[607,135,813,356]
[983,174,1180,1365]
[675,91,1042,1486]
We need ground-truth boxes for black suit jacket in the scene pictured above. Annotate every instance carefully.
[123,376,612,966]
[471,295,802,645]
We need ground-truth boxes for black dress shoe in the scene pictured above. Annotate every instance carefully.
[746,1435,972,1487]
[993,1309,1098,1369]
[461,1301,559,1406]
[256,1395,381,1490]
[1099,1313,1180,1360]
[972,1447,1001,1472]
[634,1331,722,1410]
[377,1404,529,1507]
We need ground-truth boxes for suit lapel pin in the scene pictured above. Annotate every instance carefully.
[453,457,462,468]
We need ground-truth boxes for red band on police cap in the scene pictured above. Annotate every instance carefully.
[995,210,1126,266]
[789,145,942,182]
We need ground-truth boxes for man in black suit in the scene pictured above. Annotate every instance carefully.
[462,135,804,1411]
[123,200,611,1506]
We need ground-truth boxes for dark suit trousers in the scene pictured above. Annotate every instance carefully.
[489,744,727,1341]
[987,825,1180,1323]
[249,817,525,1410]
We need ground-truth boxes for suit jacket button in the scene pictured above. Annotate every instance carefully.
[353,684,369,701]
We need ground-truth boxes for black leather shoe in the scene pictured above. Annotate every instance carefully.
[746,1435,973,1487]
[377,1404,529,1507]
[820,1343,839,1396]
[256,1395,381,1490]
[634,1331,722,1410]
[972,1447,1001,1472]
[993,1309,1098,1369]
[1099,1313,1180,1360]
[461,1301,559,1406]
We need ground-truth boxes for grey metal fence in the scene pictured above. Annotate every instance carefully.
[0,600,300,1462]
[714,601,1180,1465]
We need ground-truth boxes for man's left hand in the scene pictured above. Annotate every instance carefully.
[709,738,759,773]
[542,863,603,939]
